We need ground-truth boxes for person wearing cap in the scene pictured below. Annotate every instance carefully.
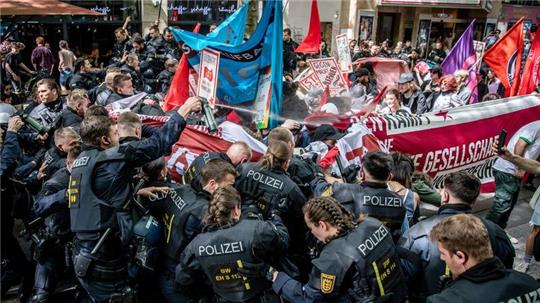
[309,124,345,148]
[398,72,425,114]
[352,67,378,98]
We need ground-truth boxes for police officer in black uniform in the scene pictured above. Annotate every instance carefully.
[183,141,252,191]
[427,214,540,303]
[398,172,515,302]
[235,140,309,280]
[176,185,289,303]
[29,146,81,302]
[67,58,99,91]
[69,97,200,302]
[162,28,181,60]
[267,127,321,199]
[273,196,407,303]
[312,152,406,242]
[111,27,132,65]
[140,159,237,302]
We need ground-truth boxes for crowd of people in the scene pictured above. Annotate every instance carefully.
[0,16,540,303]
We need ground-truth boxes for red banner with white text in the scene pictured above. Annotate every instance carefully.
[363,95,540,192]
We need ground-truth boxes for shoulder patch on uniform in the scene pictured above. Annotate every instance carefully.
[320,273,336,294]
[322,186,333,197]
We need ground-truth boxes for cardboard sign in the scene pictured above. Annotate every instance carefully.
[473,40,486,68]
[197,48,220,107]
[335,34,353,73]
[308,57,349,95]
[298,68,323,92]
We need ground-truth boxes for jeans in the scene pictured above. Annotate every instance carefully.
[59,69,72,87]
[486,169,521,229]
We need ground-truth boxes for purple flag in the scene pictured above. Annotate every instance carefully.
[441,19,478,103]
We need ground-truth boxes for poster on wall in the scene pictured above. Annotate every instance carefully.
[417,19,431,58]
[357,11,375,41]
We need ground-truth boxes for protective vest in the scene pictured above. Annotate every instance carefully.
[310,217,407,303]
[351,183,406,238]
[159,185,209,261]
[69,147,127,233]
[235,163,297,219]
[193,220,274,302]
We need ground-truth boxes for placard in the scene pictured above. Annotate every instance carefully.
[298,68,323,92]
[335,34,353,73]
[307,57,349,95]
[253,67,272,129]
[197,48,220,107]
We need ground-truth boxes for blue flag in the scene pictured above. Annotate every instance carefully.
[170,0,283,128]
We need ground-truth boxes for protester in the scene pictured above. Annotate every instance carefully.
[57,40,77,92]
[31,36,55,75]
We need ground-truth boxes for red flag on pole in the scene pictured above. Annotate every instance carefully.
[518,31,540,95]
[319,85,330,105]
[162,23,201,111]
[483,18,524,97]
[294,0,321,54]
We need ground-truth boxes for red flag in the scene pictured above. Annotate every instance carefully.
[518,32,540,95]
[295,0,321,54]
[162,23,201,111]
[319,85,330,105]
[483,18,524,97]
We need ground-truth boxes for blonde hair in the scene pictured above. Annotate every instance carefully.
[430,214,493,261]
[54,127,80,144]
[67,89,88,108]
[258,140,291,170]
[204,185,241,227]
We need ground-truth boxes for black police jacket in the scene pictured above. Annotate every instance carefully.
[287,155,319,199]
[427,257,540,303]
[398,203,516,302]
[176,217,289,302]
[273,217,407,303]
[67,72,99,91]
[235,163,307,256]
[53,107,82,130]
[42,145,67,181]
[69,112,187,255]
[184,151,232,191]
[120,64,144,91]
[29,98,65,130]
[313,179,406,241]
[157,70,173,94]
[147,183,210,263]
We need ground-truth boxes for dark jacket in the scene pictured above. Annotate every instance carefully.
[398,203,516,302]
[54,107,82,130]
[427,258,540,303]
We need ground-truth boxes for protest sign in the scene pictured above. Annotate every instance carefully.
[253,66,273,129]
[335,34,353,73]
[308,57,349,95]
[298,68,323,92]
[197,48,220,106]
[361,95,540,192]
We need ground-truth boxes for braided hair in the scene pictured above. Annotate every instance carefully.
[303,196,355,242]
[203,185,241,227]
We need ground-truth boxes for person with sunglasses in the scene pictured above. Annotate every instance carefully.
[427,214,540,303]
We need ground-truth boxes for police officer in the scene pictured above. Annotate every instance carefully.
[140,159,237,302]
[69,97,200,302]
[29,79,65,131]
[183,141,252,191]
[156,59,177,95]
[272,196,407,303]
[162,28,181,60]
[176,185,289,303]
[146,25,166,55]
[235,140,309,279]
[120,54,144,92]
[67,58,99,91]
[427,214,540,303]
[39,128,80,182]
[111,27,132,65]
[53,89,89,131]
[267,127,321,199]
[29,146,81,302]
[313,152,406,242]
[398,172,515,302]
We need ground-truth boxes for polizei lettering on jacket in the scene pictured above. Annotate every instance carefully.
[503,288,540,303]
[363,196,403,207]
[357,225,389,257]
[198,241,244,256]
[246,170,284,190]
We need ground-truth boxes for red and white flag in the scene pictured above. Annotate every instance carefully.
[166,121,267,182]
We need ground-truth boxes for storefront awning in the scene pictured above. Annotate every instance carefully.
[380,0,492,12]
[0,0,103,16]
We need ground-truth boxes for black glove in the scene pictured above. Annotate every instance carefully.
[237,261,270,279]
[342,164,360,184]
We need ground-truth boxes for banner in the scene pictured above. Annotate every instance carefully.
[308,57,349,96]
[518,32,540,95]
[170,0,283,128]
[335,34,353,73]
[197,48,220,106]
[353,58,409,90]
[362,95,540,192]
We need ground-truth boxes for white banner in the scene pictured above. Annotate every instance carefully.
[335,34,353,73]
